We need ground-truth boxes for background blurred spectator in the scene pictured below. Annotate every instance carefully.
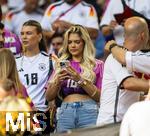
[0,21,22,55]
[0,7,23,55]
[100,0,150,45]
[48,32,64,56]
[83,0,103,23]
[3,28,22,55]
[41,0,99,40]
[4,0,43,36]
[7,0,25,11]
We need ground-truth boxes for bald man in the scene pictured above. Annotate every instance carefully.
[97,17,149,126]
[105,21,150,74]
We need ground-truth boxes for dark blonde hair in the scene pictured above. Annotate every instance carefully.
[22,20,47,52]
[0,78,15,92]
[0,48,22,91]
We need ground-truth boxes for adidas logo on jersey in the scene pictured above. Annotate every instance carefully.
[19,68,24,72]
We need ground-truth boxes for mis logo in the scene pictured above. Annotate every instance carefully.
[0,112,47,135]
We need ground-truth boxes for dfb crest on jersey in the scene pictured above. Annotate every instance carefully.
[39,63,46,71]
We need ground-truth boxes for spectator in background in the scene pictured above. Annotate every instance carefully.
[48,32,64,56]
[100,0,150,45]
[38,0,51,13]
[96,17,149,126]
[83,0,103,23]
[46,25,104,132]
[7,0,25,11]
[101,0,110,14]
[0,21,22,55]
[41,0,99,40]
[0,6,22,55]
[0,1,8,19]
[105,40,150,74]
[0,48,33,108]
[4,0,43,36]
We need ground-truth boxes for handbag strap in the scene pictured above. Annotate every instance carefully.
[113,75,133,123]
[56,0,81,20]
[113,85,120,123]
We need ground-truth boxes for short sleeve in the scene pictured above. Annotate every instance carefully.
[108,54,132,86]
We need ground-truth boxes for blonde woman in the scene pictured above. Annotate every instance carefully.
[0,48,33,107]
[46,25,104,132]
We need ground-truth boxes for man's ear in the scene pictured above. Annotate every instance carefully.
[140,31,145,40]
[39,34,42,42]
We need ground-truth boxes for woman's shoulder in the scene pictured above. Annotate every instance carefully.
[94,59,104,73]
[95,59,104,66]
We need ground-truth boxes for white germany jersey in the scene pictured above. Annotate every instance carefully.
[16,52,49,111]
[97,54,140,126]
[120,101,150,136]
[41,1,99,31]
[100,0,150,45]
[5,10,43,36]
[7,0,25,10]
[126,50,150,74]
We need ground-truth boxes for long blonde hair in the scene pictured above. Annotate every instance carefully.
[59,25,96,82]
[0,48,22,91]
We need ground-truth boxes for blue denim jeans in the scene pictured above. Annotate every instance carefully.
[56,99,99,133]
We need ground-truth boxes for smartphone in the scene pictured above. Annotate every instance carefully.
[60,60,69,68]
